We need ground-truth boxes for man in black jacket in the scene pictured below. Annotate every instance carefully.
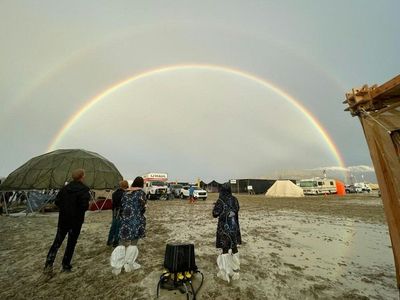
[44,169,91,273]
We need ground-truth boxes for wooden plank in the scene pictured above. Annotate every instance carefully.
[371,74,400,99]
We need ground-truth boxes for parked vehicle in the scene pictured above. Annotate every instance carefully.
[298,178,337,195]
[354,182,372,193]
[143,173,169,200]
[168,184,183,198]
[179,186,208,200]
[345,185,362,193]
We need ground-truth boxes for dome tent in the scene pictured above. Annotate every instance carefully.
[265,180,304,198]
[0,149,123,214]
[0,149,122,191]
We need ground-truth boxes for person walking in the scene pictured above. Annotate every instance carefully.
[212,182,242,283]
[107,180,129,247]
[189,185,195,204]
[110,176,147,275]
[44,169,90,274]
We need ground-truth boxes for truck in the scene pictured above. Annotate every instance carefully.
[179,185,208,200]
[354,182,372,193]
[143,173,169,200]
[298,178,337,195]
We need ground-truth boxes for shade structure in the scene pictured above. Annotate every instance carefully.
[0,149,123,190]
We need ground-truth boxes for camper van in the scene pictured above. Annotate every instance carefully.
[143,173,169,199]
[298,178,337,195]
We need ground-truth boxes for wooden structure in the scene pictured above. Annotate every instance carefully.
[344,74,400,288]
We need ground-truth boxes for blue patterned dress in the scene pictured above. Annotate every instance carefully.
[118,189,147,242]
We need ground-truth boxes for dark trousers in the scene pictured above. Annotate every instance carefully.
[222,246,238,254]
[107,215,121,246]
[45,224,82,267]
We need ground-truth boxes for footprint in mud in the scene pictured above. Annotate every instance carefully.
[283,262,303,272]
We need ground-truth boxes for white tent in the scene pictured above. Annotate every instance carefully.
[265,180,304,197]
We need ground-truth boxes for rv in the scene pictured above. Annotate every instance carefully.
[143,173,169,200]
[298,178,337,195]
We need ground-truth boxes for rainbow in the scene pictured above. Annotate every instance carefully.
[47,64,346,168]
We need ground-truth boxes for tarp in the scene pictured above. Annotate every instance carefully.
[26,191,55,212]
[265,180,304,197]
[0,149,123,190]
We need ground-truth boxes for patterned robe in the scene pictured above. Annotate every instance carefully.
[212,194,242,250]
[119,189,147,242]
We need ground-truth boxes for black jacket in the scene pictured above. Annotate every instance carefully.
[55,181,90,229]
[112,188,125,213]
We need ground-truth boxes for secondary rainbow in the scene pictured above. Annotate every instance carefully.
[47,64,346,168]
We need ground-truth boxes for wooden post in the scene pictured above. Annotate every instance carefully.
[344,74,400,288]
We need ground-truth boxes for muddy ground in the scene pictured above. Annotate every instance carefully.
[0,194,398,299]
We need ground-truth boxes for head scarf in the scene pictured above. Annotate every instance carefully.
[219,182,232,199]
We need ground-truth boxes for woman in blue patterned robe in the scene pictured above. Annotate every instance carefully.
[110,176,147,275]
[212,182,242,282]
[119,186,147,243]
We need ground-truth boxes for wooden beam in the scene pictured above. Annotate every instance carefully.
[371,74,400,99]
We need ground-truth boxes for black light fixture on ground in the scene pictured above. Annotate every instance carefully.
[157,243,204,299]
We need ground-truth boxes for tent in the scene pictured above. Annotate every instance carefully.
[265,180,304,197]
[0,149,123,213]
[0,149,122,190]
[335,180,346,196]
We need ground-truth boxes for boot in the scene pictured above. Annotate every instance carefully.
[124,245,140,272]
[217,254,230,283]
[110,245,126,275]
[231,252,240,280]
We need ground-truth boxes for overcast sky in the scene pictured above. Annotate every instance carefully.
[1,1,399,182]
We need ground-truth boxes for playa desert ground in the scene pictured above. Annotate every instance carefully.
[0,194,399,299]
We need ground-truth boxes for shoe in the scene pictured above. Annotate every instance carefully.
[43,265,53,276]
[232,272,240,280]
[62,264,72,272]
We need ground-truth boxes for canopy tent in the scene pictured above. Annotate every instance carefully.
[0,149,123,214]
[265,180,304,198]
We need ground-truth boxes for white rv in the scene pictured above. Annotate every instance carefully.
[142,173,169,200]
[298,178,337,195]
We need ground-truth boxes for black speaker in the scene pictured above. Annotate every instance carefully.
[163,243,197,273]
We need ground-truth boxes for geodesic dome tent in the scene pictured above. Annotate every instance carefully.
[0,149,123,213]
